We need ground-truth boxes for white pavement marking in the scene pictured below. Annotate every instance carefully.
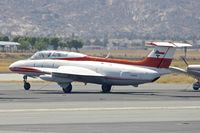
[0,106,200,113]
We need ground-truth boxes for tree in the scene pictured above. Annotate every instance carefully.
[73,40,83,51]
[0,35,9,41]
[66,40,73,51]
[34,39,48,50]
[67,39,83,51]
[58,41,67,49]
[12,36,21,42]
[27,37,36,49]
[2,36,9,41]
[17,39,30,51]
[49,37,60,50]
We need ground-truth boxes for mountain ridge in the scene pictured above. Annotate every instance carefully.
[0,0,200,39]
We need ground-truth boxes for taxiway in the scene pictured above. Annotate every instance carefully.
[0,83,199,133]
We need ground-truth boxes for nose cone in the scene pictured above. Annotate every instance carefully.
[9,61,23,72]
[187,65,200,71]
[9,62,17,72]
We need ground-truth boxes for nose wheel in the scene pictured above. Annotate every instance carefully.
[23,75,31,90]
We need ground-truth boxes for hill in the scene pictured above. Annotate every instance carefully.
[0,0,200,39]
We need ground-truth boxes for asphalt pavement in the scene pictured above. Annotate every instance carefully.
[0,82,199,133]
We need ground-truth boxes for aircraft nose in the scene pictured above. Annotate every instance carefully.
[9,61,21,72]
[9,62,16,72]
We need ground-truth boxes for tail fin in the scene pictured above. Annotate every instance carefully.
[141,42,191,68]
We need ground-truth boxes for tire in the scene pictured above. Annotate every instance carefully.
[24,82,31,90]
[62,83,72,93]
[193,83,199,90]
[102,84,112,93]
[193,87,199,90]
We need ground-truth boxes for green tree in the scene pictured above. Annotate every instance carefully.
[0,35,9,41]
[27,37,36,49]
[18,39,30,50]
[73,40,83,51]
[67,39,83,51]
[49,37,60,50]
[58,41,67,49]
[67,40,73,51]
[34,39,48,50]
[3,36,9,41]
[12,36,21,42]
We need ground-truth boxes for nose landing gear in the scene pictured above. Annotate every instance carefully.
[23,75,31,90]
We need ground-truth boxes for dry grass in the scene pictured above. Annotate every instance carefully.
[0,59,16,73]
[156,74,195,84]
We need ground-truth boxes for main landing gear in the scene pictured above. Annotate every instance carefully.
[58,83,72,93]
[101,84,112,93]
[23,75,31,90]
[193,82,200,91]
[58,83,112,93]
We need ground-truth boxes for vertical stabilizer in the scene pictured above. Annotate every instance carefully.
[140,42,191,68]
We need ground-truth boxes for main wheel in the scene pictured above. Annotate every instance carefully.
[101,84,112,93]
[24,82,31,90]
[62,83,72,93]
[193,82,199,90]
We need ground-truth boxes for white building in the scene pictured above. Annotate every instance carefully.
[0,41,20,52]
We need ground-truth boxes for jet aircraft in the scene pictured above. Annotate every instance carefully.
[170,59,200,90]
[9,42,191,93]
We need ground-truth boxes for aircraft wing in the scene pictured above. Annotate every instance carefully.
[33,66,102,76]
[34,66,104,82]
[53,66,103,77]
[50,66,104,82]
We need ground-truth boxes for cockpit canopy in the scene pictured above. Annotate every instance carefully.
[30,51,86,60]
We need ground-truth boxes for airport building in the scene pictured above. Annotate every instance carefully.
[0,41,20,52]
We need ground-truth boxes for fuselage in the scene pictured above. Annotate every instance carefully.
[187,65,200,78]
[9,58,164,86]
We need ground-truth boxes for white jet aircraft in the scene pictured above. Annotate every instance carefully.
[170,59,200,90]
[9,42,191,93]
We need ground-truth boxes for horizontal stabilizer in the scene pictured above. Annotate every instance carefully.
[146,42,192,47]
[169,66,187,74]
[170,66,200,79]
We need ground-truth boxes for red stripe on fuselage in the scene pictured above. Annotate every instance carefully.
[9,67,49,74]
[54,56,172,68]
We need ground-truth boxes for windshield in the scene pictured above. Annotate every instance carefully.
[30,51,52,60]
[30,51,85,60]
